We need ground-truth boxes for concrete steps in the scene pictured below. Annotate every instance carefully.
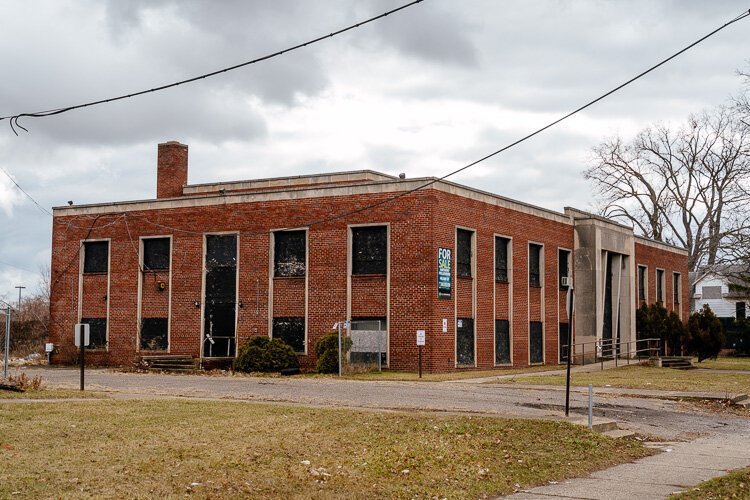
[140,355,198,372]
[733,393,749,408]
[659,356,694,369]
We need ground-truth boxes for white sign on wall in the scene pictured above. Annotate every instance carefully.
[442,318,448,333]
[416,330,426,346]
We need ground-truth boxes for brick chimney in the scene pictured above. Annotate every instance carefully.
[156,141,188,199]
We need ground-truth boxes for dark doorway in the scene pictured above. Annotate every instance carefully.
[203,234,237,357]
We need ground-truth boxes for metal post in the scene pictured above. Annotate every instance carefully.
[15,286,25,311]
[418,345,422,379]
[3,306,10,379]
[588,384,593,429]
[337,321,342,377]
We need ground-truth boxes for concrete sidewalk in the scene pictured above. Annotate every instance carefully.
[503,434,750,499]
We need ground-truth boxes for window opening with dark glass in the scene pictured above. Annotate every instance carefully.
[638,266,646,302]
[272,317,305,353]
[495,319,510,364]
[656,269,664,304]
[350,317,387,365]
[352,226,387,275]
[83,241,109,273]
[673,273,680,304]
[456,318,474,365]
[737,302,747,320]
[457,229,473,278]
[529,321,543,363]
[81,317,107,349]
[558,249,570,288]
[140,318,168,350]
[203,234,237,357]
[274,230,306,277]
[495,237,509,282]
[143,238,170,271]
[559,323,569,362]
[529,244,542,287]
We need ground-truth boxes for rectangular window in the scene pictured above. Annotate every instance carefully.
[638,265,647,302]
[495,237,510,282]
[529,244,542,287]
[83,241,109,273]
[204,234,238,358]
[456,318,474,365]
[529,321,543,363]
[274,230,306,277]
[352,226,387,275]
[559,323,569,362]
[140,318,168,350]
[272,317,305,353]
[495,319,510,364]
[143,238,170,271]
[457,229,473,278]
[673,272,681,305]
[81,317,107,350]
[737,302,747,320]
[558,249,570,288]
[656,269,665,305]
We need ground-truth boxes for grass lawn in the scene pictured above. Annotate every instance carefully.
[0,388,103,399]
[673,466,750,499]
[697,356,750,371]
[491,365,750,395]
[0,399,651,499]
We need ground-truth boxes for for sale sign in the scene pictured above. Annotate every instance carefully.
[438,247,452,298]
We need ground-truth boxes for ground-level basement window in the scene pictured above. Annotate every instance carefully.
[274,230,306,277]
[83,241,109,273]
[457,318,474,365]
[495,319,510,364]
[140,318,168,350]
[143,238,170,271]
[352,226,387,275]
[81,318,107,349]
[272,317,305,353]
[529,321,543,363]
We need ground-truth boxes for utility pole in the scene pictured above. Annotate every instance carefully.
[15,286,25,310]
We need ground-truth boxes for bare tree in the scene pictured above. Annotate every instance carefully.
[585,106,750,281]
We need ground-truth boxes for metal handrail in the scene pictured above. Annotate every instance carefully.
[562,337,661,369]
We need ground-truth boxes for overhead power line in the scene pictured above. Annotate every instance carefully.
[0,166,52,216]
[0,0,425,135]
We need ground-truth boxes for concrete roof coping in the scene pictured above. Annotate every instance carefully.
[183,170,397,194]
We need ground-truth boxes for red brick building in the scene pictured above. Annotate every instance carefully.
[48,141,689,371]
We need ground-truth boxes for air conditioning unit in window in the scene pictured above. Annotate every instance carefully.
[561,276,572,287]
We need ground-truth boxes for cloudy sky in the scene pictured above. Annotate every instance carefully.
[1,0,748,301]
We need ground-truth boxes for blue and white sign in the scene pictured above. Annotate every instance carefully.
[438,247,452,298]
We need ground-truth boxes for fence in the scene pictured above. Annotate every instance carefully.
[562,337,661,370]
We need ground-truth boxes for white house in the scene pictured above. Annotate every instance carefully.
[691,269,749,320]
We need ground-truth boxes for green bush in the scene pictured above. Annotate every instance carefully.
[636,303,689,355]
[688,305,725,362]
[233,336,299,373]
[315,332,352,374]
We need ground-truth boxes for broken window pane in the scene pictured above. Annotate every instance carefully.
[143,238,170,271]
[495,237,509,282]
[529,244,542,287]
[457,317,474,365]
[274,230,306,277]
[352,226,387,275]
[83,241,108,273]
[457,229,472,277]
[81,317,107,349]
[140,318,168,350]
[203,234,237,357]
[272,317,305,353]
[206,234,237,268]
[529,321,543,363]
[495,319,510,364]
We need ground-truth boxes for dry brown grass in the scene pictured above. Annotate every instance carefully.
[0,400,652,499]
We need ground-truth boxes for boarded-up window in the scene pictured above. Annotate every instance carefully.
[274,230,306,277]
[656,269,664,304]
[457,229,473,278]
[81,317,107,349]
[638,266,647,301]
[495,319,510,364]
[529,321,543,363]
[272,317,305,353]
[140,318,168,350]
[495,237,509,282]
[352,226,387,275]
[559,323,569,362]
[143,238,170,271]
[701,286,722,299]
[529,244,542,287]
[558,249,570,288]
[457,318,474,365]
[83,241,108,273]
[673,273,681,304]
